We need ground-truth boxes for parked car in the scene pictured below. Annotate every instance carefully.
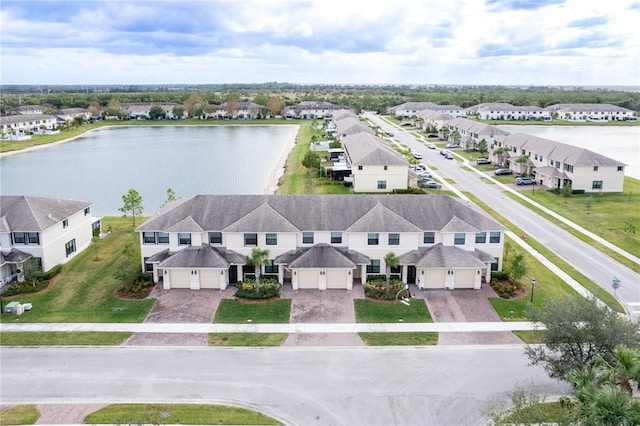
[494,168,513,175]
[476,158,490,164]
[411,151,422,159]
[445,143,459,149]
[427,134,438,138]
[417,170,432,178]
[516,177,535,185]
[419,180,442,189]
[385,131,394,137]
[439,149,446,156]
[445,152,454,160]
[427,143,436,149]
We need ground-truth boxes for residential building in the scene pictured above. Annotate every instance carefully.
[53,108,92,124]
[137,195,505,291]
[122,102,186,120]
[283,101,350,119]
[444,118,508,150]
[414,110,453,133]
[215,101,263,119]
[335,116,374,138]
[0,196,97,283]
[342,133,409,192]
[389,102,466,119]
[544,103,637,122]
[0,114,58,139]
[14,105,47,115]
[466,103,551,121]
[490,133,626,192]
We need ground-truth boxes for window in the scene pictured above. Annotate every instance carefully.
[143,257,154,273]
[423,231,435,244]
[366,259,380,274]
[84,207,90,216]
[390,265,401,275]
[491,258,499,271]
[368,233,379,245]
[593,166,599,172]
[266,233,277,245]
[331,231,342,244]
[12,232,26,244]
[62,219,69,228]
[564,164,574,173]
[592,180,603,190]
[454,233,465,245]
[555,161,560,168]
[475,232,486,244]
[209,232,222,244]
[358,165,363,170]
[178,233,191,245]
[65,239,76,257]
[388,233,400,245]
[264,260,278,274]
[383,165,388,171]
[157,232,169,244]
[244,233,258,246]
[27,232,39,244]
[143,232,156,244]
[489,232,501,243]
[377,180,387,189]
[302,232,314,244]
[617,166,624,172]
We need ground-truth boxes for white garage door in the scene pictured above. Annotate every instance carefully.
[298,270,319,289]
[424,270,446,289]
[170,269,190,289]
[200,270,219,289]
[326,270,348,289]
[454,269,476,289]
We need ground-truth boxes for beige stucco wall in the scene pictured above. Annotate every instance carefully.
[352,165,407,192]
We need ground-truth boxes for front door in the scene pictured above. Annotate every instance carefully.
[407,266,416,284]
[229,265,238,285]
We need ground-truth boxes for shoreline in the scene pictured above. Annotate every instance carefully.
[265,126,299,194]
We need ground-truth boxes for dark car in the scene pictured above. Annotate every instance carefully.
[516,177,535,185]
[494,168,513,175]
[385,131,394,137]
[419,180,442,189]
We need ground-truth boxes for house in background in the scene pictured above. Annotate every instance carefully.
[215,101,263,119]
[53,108,92,124]
[122,102,186,120]
[465,103,551,121]
[389,102,466,119]
[284,101,350,119]
[14,105,48,115]
[137,194,505,291]
[335,116,374,138]
[0,114,58,140]
[444,117,508,150]
[0,195,97,283]
[544,103,637,122]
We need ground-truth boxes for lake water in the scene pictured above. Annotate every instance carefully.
[498,125,639,179]
[0,125,298,215]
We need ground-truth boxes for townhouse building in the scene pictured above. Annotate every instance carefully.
[466,103,551,121]
[215,101,263,119]
[0,196,96,283]
[388,103,466,119]
[137,195,505,291]
[544,103,637,122]
[0,114,58,139]
[335,116,375,138]
[122,102,186,120]
[284,101,350,119]
[444,118,508,150]
[490,133,626,192]
[53,108,92,123]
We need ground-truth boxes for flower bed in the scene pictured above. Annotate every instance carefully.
[235,279,280,300]
[364,279,405,300]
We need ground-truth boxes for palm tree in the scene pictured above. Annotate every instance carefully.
[515,155,529,175]
[384,252,400,297]
[245,248,270,293]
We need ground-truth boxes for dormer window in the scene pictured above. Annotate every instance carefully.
[62,219,69,228]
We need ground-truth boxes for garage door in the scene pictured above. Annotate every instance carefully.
[424,269,446,289]
[326,270,348,289]
[200,270,219,289]
[454,269,475,289]
[298,270,319,289]
[170,269,190,289]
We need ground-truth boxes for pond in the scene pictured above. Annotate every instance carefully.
[0,125,299,215]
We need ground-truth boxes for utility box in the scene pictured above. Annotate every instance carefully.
[4,301,20,314]
[22,303,33,311]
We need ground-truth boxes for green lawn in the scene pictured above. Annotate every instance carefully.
[513,330,546,344]
[0,217,155,323]
[0,405,40,425]
[359,332,438,346]
[354,298,433,323]
[213,299,291,323]
[208,333,288,346]
[83,403,281,425]
[0,332,131,345]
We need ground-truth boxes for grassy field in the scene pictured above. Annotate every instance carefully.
[359,332,438,346]
[0,331,131,345]
[213,299,291,323]
[83,403,281,425]
[0,217,155,323]
[0,405,40,425]
[208,333,288,346]
[354,298,433,323]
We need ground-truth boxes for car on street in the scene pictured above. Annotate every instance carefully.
[427,143,436,149]
[445,152,454,160]
[440,149,446,155]
[445,143,459,149]
[385,131,394,137]
[411,151,422,159]
[476,158,491,164]
[417,170,432,178]
[419,179,442,189]
[516,177,535,185]
[494,168,513,175]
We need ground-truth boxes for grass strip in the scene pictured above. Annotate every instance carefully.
[354,298,433,323]
[208,333,287,346]
[0,405,40,425]
[359,332,438,346]
[513,330,546,344]
[83,403,281,425]
[0,332,131,346]
[213,299,291,324]
[465,192,624,313]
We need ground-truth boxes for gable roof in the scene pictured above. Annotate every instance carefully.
[399,244,492,268]
[0,195,92,232]
[335,117,374,136]
[275,243,369,268]
[342,133,408,166]
[346,203,421,232]
[224,203,298,233]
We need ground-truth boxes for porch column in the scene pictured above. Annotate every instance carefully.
[220,269,228,290]
[163,269,171,289]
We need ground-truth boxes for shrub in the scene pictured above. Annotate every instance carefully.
[235,282,280,299]
[493,282,516,299]
[364,281,404,300]
[491,271,509,281]
[571,189,585,195]
[115,274,154,299]
[1,279,50,297]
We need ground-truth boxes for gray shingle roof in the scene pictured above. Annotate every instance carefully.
[335,117,374,136]
[137,194,505,235]
[0,195,92,232]
[399,244,492,268]
[342,133,408,166]
[157,245,245,268]
[275,243,369,268]
[0,249,32,266]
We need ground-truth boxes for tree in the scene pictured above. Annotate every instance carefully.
[484,383,550,426]
[119,189,144,227]
[183,93,203,118]
[72,115,85,127]
[266,95,282,118]
[162,188,176,207]
[172,106,185,119]
[515,155,529,175]
[562,183,572,199]
[302,150,320,171]
[244,248,269,293]
[22,256,41,286]
[148,106,165,120]
[384,252,400,297]
[505,252,527,285]
[225,94,238,118]
[114,240,138,287]
[477,138,488,156]
[525,295,640,381]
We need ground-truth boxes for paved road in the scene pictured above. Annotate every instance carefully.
[0,345,568,426]
[365,113,640,316]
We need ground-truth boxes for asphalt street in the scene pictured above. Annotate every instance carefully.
[0,345,568,426]
[365,113,640,316]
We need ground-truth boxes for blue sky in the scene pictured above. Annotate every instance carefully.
[1,0,639,86]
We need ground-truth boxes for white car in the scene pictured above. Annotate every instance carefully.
[417,170,432,178]
[427,143,436,149]
[411,151,422,159]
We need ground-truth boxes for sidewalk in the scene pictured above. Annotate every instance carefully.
[0,321,542,333]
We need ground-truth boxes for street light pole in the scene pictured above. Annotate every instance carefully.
[530,278,536,303]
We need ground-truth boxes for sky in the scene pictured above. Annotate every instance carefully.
[1,0,639,86]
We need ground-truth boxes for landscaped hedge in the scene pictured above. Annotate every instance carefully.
[115,274,155,299]
[364,280,405,300]
[235,281,280,299]
[491,271,509,281]
[1,279,49,297]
